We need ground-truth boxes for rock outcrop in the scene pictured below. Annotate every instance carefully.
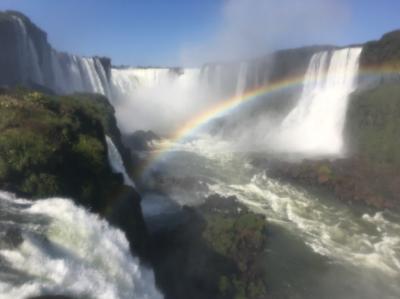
[148,194,268,299]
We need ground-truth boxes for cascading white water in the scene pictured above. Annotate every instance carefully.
[0,191,162,299]
[110,67,215,134]
[143,136,400,298]
[51,54,109,95]
[277,47,363,155]
[105,135,136,188]
[111,68,179,101]
[12,16,44,85]
[235,62,249,96]
[11,15,110,96]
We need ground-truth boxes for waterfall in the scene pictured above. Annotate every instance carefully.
[0,191,162,299]
[235,62,249,96]
[51,54,110,96]
[12,16,44,85]
[10,15,111,96]
[277,47,363,155]
[110,68,196,95]
[109,67,205,134]
[105,136,136,188]
[111,68,174,100]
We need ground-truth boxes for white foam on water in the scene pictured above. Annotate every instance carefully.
[0,192,162,299]
[207,170,400,278]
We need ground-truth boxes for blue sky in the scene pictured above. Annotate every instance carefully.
[0,0,399,66]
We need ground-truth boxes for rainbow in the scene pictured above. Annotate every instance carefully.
[142,63,400,172]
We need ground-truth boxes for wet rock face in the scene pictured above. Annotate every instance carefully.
[123,130,160,151]
[3,227,23,249]
[106,185,149,258]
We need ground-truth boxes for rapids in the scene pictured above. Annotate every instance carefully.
[142,135,400,299]
[0,191,162,299]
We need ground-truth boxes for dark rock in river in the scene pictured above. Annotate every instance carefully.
[107,185,149,258]
[123,130,160,151]
[2,227,23,249]
[148,194,268,299]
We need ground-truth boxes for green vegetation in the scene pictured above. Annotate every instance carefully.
[361,30,400,68]
[0,88,123,210]
[347,83,400,166]
[151,196,268,299]
[203,211,268,299]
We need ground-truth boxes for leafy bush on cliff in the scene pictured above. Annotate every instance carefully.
[202,205,268,299]
[346,83,400,166]
[0,89,123,210]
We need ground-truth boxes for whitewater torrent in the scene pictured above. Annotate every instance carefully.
[0,191,162,299]
[105,135,136,188]
[12,15,110,96]
[143,136,400,298]
[277,47,363,155]
[110,68,193,101]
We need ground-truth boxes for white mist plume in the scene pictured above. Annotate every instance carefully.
[110,68,217,136]
[181,0,349,65]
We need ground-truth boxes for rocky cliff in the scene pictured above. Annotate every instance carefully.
[0,88,147,255]
[0,11,111,95]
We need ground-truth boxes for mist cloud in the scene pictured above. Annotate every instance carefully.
[181,0,349,65]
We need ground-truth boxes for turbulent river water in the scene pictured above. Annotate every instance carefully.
[0,192,162,299]
[141,136,400,299]
[3,21,400,298]
[0,136,161,299]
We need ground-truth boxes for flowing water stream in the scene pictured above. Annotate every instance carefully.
[0,192,162,299]
[137,47,400,298]
[142,136,400,299]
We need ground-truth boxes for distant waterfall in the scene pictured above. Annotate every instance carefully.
[111,68,175,101]
[0,191,162,299]
[12,16,44,85]
[105,136,136,188]
[278,47,363,155]
[11,15,110,96]
[235,62,249,96]
[50,51,109,95]
[110,68,200,96]
[109,68,205,134]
